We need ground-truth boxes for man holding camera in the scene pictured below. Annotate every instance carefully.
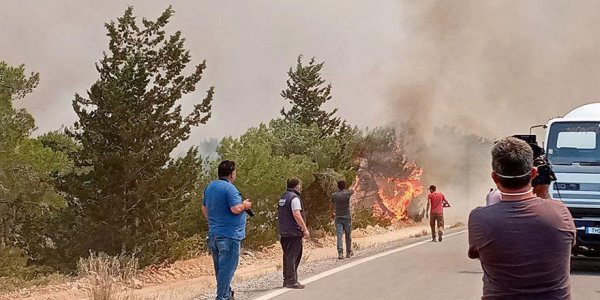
[278,178,309,289]
[468,137,575,299]
[513,134,556,200]
[202,160,252,300]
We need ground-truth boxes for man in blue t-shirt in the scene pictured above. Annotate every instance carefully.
[202,160,252,300]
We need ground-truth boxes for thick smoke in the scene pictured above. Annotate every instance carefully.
[3,1,600,221]
[389,1,600,137]
[391,1,600,221]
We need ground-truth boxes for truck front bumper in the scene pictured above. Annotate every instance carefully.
[573,219,600,256]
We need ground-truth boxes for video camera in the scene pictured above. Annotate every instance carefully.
[512,135,557,186]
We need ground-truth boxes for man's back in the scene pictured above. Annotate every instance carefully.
[332,190,353,217]
[203,179,246,240]
[428,191,445,214]
[468,197,575,299]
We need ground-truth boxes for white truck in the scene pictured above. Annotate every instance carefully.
[545,103,600,256]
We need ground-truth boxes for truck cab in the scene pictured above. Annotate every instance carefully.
[545,103,600,256]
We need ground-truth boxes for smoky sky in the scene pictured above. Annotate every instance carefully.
[3,0,600,149]
[387,1,600,140]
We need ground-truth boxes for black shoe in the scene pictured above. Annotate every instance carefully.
[346,250,354,258]
[230,290,235,300]
[438,233,443,242]
[285,282,305,289]
[431,238,436,242]
[338,253,344,259]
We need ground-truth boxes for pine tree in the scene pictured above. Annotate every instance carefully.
[64,6,213,265]
[281,55,341,136]
[0,62,72,275]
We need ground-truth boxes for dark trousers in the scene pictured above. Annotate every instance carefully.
[280,236,303,285]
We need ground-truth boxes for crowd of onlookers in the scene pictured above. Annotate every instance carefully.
[202,137,576,300]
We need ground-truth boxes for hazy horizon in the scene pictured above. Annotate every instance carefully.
[3,1,600,150]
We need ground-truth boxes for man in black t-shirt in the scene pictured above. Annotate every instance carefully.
[330,180,355,259]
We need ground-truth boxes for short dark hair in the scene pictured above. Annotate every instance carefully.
[287,177,301,189]
[218,160,236,178]
[429,185,436,191]
[492,137,533,189]
[337,180,347,190]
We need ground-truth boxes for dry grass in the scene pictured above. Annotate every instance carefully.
[77,252,139,300]
[452,222,465,228]
[301,253,312,264]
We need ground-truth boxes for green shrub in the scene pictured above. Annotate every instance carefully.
[352,207,392,229]
[243,198,279,249]
[167,234,208,261]
[0,246,35,279]
[0,273,67,293]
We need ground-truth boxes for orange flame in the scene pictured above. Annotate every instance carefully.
[373,165,424,222]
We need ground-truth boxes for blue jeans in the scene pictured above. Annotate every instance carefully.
[208,235,241,300]
[335,216,352,255]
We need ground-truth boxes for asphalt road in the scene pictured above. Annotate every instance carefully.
[262,231,600,300]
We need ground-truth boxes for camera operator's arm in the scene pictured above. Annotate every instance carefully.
[467,224,480,259]
[534,184,552,200]
[533,164,556,200]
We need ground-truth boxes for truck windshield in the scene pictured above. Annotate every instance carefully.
[547,121,600,165]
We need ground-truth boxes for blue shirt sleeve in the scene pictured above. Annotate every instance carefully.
[202,186,208,206]
[227,185,242,208]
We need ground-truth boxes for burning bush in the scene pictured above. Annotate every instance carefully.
[352,128,424,223]
[352,206,392,229]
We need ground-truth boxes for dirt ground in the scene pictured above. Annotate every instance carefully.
[0,222,444,300]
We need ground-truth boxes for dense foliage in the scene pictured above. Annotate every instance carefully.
[58,6,213,267]
[0,62,72,278]
[0,6,476,288]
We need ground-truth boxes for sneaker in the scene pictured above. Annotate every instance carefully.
[346,250,354,258]
[285,282,305,289]
[338,253,344,259]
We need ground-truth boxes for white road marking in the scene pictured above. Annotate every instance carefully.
[253,230,468,300]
